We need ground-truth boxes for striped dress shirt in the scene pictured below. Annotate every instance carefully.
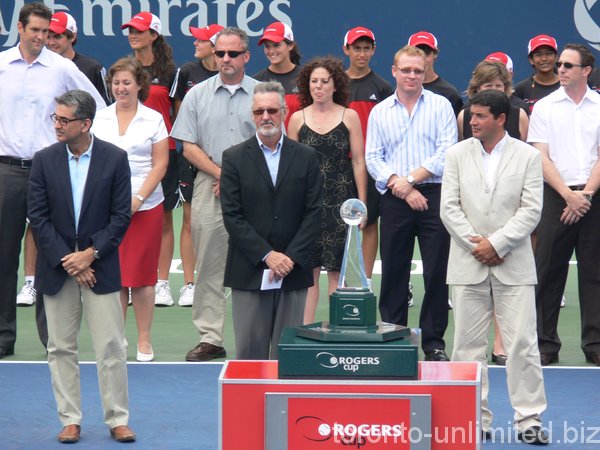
[365,88,458,193]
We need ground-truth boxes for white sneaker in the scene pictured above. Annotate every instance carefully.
[16,281,36,306]
[155,281,173,307]
[560,295,566,308]
[178,283,195,307]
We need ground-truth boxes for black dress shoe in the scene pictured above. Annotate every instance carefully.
[539,352,558,366]
[0,346,14,359]
[424,349,449,361]
[585,352,600,366]
[518,425,549,445]
[491,353,507,366]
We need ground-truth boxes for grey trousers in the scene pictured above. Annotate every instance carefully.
[232,288,307,359]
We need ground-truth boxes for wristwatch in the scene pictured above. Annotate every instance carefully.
[406,174,416,186]
[91,246,100,260]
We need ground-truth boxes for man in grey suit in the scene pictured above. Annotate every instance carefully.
[440,90,548,445]
[220,81,322,359]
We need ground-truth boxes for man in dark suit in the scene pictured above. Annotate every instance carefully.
[220,81,322,359]
[27,90,135,443]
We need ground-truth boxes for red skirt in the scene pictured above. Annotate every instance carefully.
[119,203,163,287]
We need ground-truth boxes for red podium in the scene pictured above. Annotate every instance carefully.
[219,360,482,449]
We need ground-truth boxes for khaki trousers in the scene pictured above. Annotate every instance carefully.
[190,171,229,346]
[451,274,547,432]
[45,277,129,428]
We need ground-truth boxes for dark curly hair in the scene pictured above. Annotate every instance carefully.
[149,32,177,83]
[296,56,349,108]
[107,57,151,102]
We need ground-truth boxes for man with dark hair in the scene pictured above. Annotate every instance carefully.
[220,81,322,359]
[28,89,134,444]
[441,89,548,444]
[171,27,258,361]
[529,43,600,367]
[343,26,394,290]
[46,11,109,103]
[408,30,463,116]
[0,1,106,359]
[513,34,560,113]
[16,10,110,309]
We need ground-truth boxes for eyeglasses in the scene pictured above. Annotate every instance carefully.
[395,67,426,75]
[555,61,585,69]
[214,50,246,58]
[50,113,85,126]
[252,108,282,116]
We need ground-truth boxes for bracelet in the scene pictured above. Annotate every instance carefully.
[135,194,145,203]
[584,194,593,202]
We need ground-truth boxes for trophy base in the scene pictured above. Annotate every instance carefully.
[296,321,411,342]
[278,327,420,379]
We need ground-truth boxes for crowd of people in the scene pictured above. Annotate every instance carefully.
[1,2,600,445]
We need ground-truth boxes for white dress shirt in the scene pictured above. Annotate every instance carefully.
[528,86,600,186]
[0,46,106,159]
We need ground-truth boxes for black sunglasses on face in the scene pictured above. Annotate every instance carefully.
[555,61,584,69]
[214,50,246,58]
[252,108,281,116]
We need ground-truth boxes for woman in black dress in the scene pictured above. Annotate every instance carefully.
[288,57,368,324]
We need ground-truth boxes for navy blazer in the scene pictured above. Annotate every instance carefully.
[27,136,131,295]
[220,135,323,291]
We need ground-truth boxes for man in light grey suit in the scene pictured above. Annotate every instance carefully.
[441,90,549,445]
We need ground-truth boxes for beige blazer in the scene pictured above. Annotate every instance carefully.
[440,136,543,285]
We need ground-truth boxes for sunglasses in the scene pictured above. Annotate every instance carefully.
[252,108,281,116]
[214,50,246,58]
[555,61,585,69]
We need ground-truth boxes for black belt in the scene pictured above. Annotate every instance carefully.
[0,155,32,168]
[413,183,441,192]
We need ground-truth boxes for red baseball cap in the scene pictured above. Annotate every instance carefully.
[258,22,294,45]
[49,12,77,35]
[121,12,162,34]
[189,24,224,45]
[344,26,376,46]
[485,52,514,72]
[528,34,557,54]
[408,31,438,51]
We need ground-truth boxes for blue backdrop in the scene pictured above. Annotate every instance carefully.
[1,0,599,93]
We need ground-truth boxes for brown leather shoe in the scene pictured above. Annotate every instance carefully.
[110,425,136,442]
[58,424,80,443]
[185,342,226,362]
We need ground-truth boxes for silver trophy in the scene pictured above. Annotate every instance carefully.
[338,198,369,290]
